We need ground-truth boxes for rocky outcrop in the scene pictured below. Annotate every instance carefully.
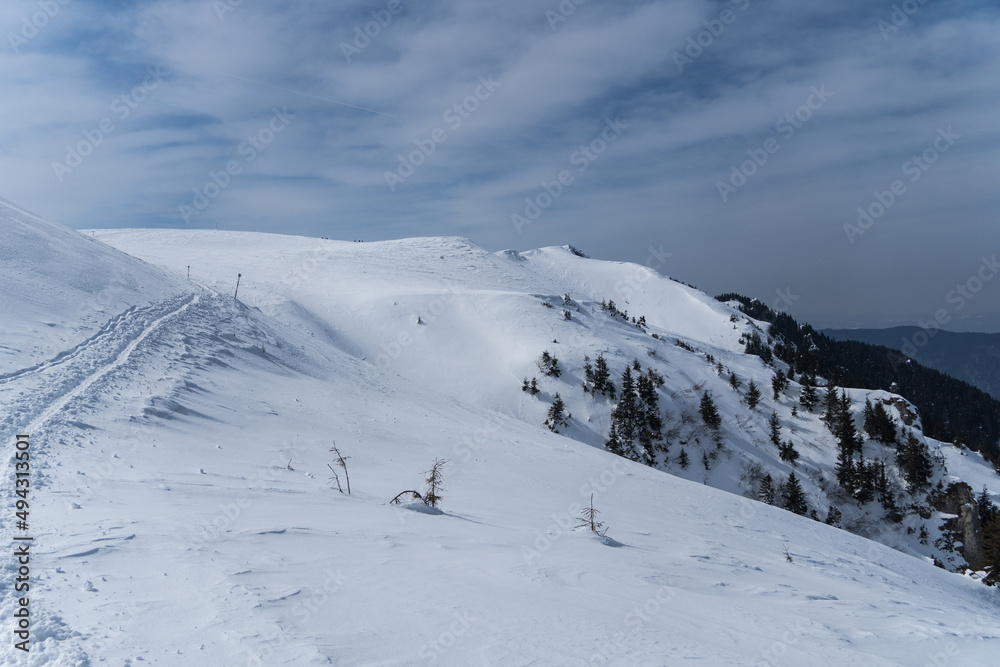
[930,482,985,570]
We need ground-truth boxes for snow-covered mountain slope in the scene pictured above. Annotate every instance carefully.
[1,217,998,665]
[94,230,1000,564]
[0,199,189,375]
[89,231,746,427]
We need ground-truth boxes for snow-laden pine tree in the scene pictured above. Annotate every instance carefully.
[700,391,722,430]
[546,393,570,433]
[746,379,761,410]
[782,473,808,515]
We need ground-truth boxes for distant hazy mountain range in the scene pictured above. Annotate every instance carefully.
[824,327,1000,399]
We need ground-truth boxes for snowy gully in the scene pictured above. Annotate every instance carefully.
[12,433,32,652]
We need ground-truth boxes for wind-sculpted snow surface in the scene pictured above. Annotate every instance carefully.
[0,219,997,664]
[0,198,188,375]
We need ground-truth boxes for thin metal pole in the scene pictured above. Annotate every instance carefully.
[234,273,242,300]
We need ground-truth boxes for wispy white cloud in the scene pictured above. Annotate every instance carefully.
[0,0,997,327]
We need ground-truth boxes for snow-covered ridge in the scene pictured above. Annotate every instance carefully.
[0,212,997,664]
[91,229,999,554]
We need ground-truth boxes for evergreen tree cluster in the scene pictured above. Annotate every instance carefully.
[896,432,933,491]
[538,350,562,378]
[831,389,904,517]
[600,299,629,321]
[757,472,808,515]
[582,354,616,398]
[743,331,773,364]
[768,411,799,464]
[717,293,1000,465]
[674,338,696,353]
[978,487,1000,585]
[606,360,665,464]
[599,298,649,329]
[863,399,898,445]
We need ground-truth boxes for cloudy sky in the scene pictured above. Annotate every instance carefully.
[1,0,997,330]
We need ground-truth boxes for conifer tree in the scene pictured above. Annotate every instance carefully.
[539,351,562,378]
[978,486,998,527]
[529,377,540,395]
[614,367,639,442]
[862,398,875,427]
[582,356,594,393]
[836,447,855,492]
[882,490,903,523]
[678,448,690,469]
[772,368,787,401]
[983,514,1000,586]
[759,474,775,504]
[896,432,933,490]
[821,384,840,431]
[782,473,808,515]
[864,401,897,445]
[834,391,861,457]
[592,354,614,398]
[746,379,762,410]
[853,459,876,504]
[647,367,665,387]
[605,422,623,456]
[779,439,800,465]
[799,374,819,411]
[700,391,722,430]
[825,505,842,527]
[545,393,570,432]
[744,331,773,363]
[636,372,663,452]
[874,459,890,502]
[768,411,782,448]
[729,372,741,391]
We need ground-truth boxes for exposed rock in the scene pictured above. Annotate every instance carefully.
[930,482,985,570]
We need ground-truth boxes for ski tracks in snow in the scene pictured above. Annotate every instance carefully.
[0,292,199,665]
[0,293,198,444]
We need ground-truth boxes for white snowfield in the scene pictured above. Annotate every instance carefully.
[0,212,997,666]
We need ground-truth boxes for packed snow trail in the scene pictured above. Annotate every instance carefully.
[0,294,198,446]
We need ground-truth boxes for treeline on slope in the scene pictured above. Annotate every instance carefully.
[716,293,1000,465]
